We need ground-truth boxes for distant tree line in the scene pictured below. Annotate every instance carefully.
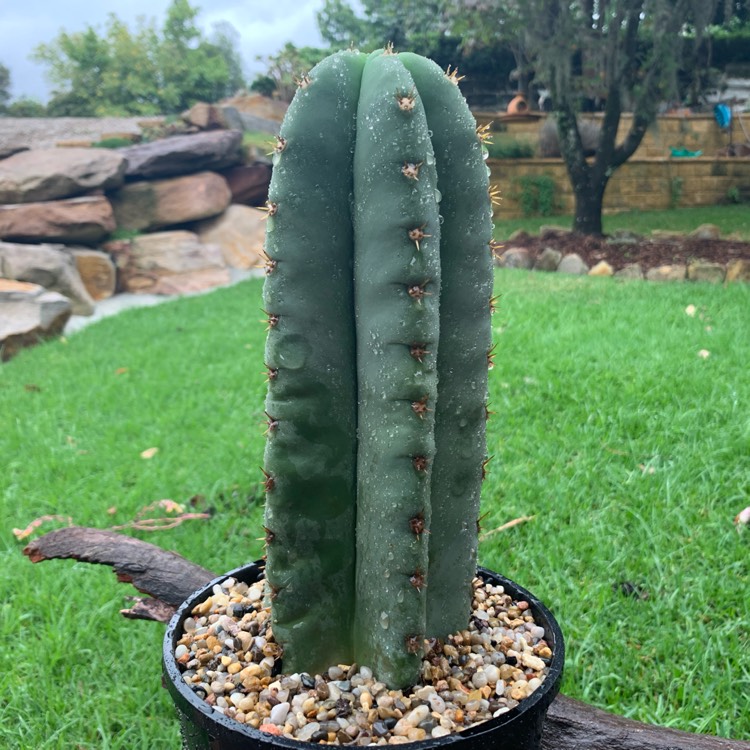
[0,0,245,117]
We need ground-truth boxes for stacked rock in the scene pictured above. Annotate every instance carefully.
[0,117,274,360]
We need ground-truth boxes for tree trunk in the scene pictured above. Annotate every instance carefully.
[572,181,605,235]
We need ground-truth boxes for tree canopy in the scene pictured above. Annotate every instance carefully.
[32,0,246,116]
[0,62,10,112]
[309,0,747,234]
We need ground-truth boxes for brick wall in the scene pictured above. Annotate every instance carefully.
[489,157,750,219]
[475,112,749,158]
[477,112,750,219]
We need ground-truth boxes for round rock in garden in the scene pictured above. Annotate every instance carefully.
[646,265,686,282]
[614,263,644,279]
[0,279,72,361]
[687,261,725,284]
[533,247,562,272]
[557,253,589,275]
[498,247,533,270]
[588,260,614,277]
[727,259,750,283]
[0,241,94,315]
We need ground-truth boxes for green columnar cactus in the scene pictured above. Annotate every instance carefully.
[262,48,493,689]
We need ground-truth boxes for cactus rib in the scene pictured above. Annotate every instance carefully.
[262,50,365,674]
[352,52,442,685]
[399,53,495,638]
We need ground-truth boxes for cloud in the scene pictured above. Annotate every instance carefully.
[0,0,327,101]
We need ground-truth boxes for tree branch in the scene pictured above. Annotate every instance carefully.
[23,526,215,612]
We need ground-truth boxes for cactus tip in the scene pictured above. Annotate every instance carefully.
[487,342,497,370]
[294,73,312,89]
[481,455,494,482]
[409,512,428,537]
[407,282,431,304]
[263,411,279,435]
[411,395,431,418]
[407,225,430,251]
[476,122,493,144]
[445,65,465,85]
[405,634,423,654]
[261,468,276,493]
[395,88,417,113]
[409,570,427,592]
[401,162,423,181]
[409,343,430,363]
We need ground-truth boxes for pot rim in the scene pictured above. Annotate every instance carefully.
[163,561,564,748]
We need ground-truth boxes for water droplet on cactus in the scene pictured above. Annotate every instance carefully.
[396,589,404,603]
[485,165,492,178]
[272,151,281,166]
[481,146,489,161]
[438,215,444,225]
[434,188,442,204]
[387,551,394,561]
[426,153,435,166]
[379,611,390,629]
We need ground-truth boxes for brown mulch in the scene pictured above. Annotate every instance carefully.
[502,228,750,272]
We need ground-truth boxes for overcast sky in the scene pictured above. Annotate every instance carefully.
[0,0,331,101]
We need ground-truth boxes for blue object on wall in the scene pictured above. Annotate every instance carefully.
[714,103,732,130]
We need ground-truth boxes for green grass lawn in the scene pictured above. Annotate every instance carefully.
[494,204,750,240]
[1,272,748,748]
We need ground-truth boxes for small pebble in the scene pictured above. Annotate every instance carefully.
[297,723,321,742]
[270,702,290,725]
[173,575,553,744]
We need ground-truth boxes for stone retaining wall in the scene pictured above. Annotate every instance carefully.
[0,103,273,361]
[476,112,750,159]
[490,157,750,219]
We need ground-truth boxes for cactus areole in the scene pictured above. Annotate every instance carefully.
[262,48,494,689]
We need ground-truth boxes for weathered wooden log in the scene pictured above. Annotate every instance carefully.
[543,694,748,750]
[23,526,214,620]
[23,527,750,750]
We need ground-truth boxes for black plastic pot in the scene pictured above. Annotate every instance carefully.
[163,562,564,750]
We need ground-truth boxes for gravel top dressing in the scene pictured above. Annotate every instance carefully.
[173,574,554,745]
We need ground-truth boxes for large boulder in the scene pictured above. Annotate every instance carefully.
[118,130,243,179]
[220,163,272,206]
[0,196,116,244]
[194,204,267,270]
[182,102,230,130]
[106,231,230,295]
[69,248,116,301]
[0,148,126,204]
[0,241,95,315]
[109,171,232,232]
[0,279,72,362]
